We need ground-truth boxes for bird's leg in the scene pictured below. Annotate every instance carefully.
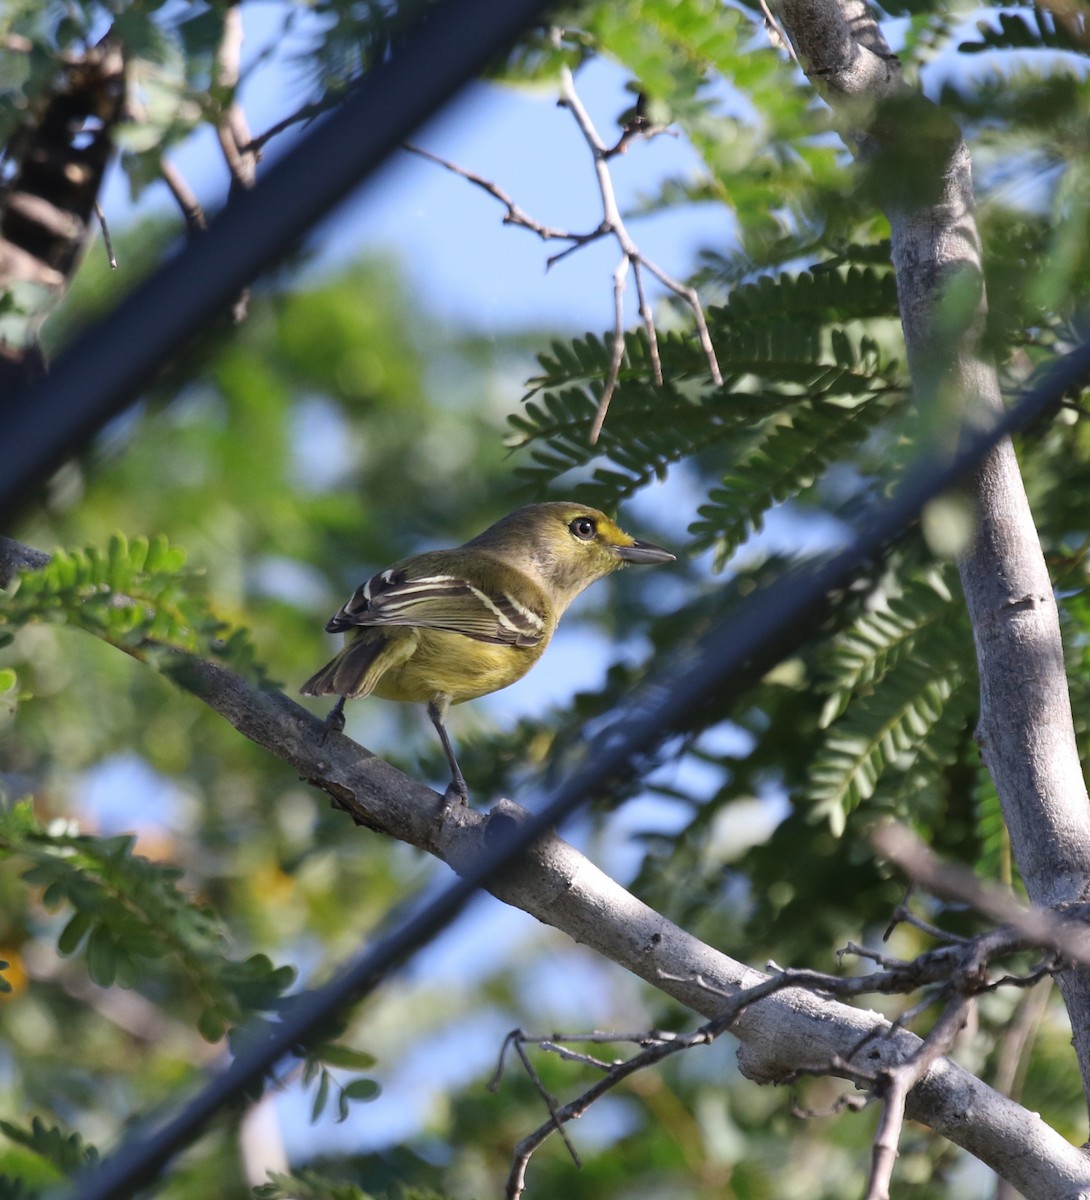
[427,698,469,805]
[320,696,347,742]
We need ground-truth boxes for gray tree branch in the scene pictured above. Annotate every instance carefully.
[776,0,1090,1121]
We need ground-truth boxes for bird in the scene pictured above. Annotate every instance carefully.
[300,501,675,803]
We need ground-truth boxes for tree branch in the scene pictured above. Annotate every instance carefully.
[158,159,208,235]
[776,0,1090,1124]
[557,63,721,439]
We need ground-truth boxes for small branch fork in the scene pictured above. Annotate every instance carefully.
[407,55,723,444]
[494,827,1081,1200]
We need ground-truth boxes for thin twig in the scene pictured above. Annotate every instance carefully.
[502,956,951,1198]
[632,258,663,385]
[214,4,258,192]
[504,1026,716,1200]
[864,991,973,1200]
[212,1,254,323]
[872,821,1090,967]
[793,1090,870,1119]
[246,94,345,154]
[883,887,971,945]
[94,201,117,269]
[410,58,722,445]
[511,1038,582,1169]
[758,0,799,63]
[159,159,208,234]
[638,253,723,387]
[404,143,606,248]
[502,915,1065,1199]
[592,256,631,444]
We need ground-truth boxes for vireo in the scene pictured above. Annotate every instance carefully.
[301,501,674,803]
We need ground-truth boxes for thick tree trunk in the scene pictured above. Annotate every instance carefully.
[777,0,1090,1117]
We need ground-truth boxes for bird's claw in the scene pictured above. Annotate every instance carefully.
[319,698,347,743]
[443,779,469,807]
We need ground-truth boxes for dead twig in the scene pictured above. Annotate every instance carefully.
[211,1,255,323]
[403,143,607,250]
[159,159,208,235]
[872,820,1090,967]
[499,913,1065,1199]
[246,94,345,154]
[557,63,721,440]
[94,200,117,269]
[882,884,971,945]
[501,1025,714,1200]
[214,3,259,193]
[409,57,722,445]
[863,992,972,1200]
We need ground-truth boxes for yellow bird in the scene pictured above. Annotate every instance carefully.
[301,501,674,802]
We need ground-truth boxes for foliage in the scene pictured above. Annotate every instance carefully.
[0,797,298,1036]
[0,534,270,685]
[2,1,1090,1199]
[509,263,905,567]
[0,1117,98,1180]
[254,1174,448,1200]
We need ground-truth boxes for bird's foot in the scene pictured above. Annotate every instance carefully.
[442,779,469,807]
[320,697,347,743]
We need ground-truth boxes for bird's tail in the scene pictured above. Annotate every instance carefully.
[300,630,406,698]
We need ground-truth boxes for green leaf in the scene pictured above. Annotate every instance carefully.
[341,1077,380,1103]
[197,1007,228,1044]
[0,1117,99,1176]
[85,926,118,988]
[311,1069,331,1123]
[57,909,95,957]
[316,1045,378,1071]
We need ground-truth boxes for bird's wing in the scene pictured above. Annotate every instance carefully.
[325,564,547,647]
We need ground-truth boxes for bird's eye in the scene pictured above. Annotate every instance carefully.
[570,517,597,541]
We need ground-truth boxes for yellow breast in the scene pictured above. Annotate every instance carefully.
[370,627,548,705]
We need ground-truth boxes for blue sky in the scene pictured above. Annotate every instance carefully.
[103,5,732,335]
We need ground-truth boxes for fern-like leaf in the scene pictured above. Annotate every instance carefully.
[510,265,906,514]
[2,535,270,684]
[819,570,958,725]
[0,801,295,1039]
[0,1117,98,1178]
[809,661,961,833]
[690,394,891,566]
[960,6,1090,56]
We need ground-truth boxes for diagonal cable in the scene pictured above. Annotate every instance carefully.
[61,341,1090,1200]
[0,0,556,523]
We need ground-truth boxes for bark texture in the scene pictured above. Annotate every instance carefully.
[777,0,1090,1116]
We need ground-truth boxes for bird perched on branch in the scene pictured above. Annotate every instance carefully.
[301,501,675,803]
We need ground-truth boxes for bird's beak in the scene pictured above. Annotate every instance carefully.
[616,539,676,565]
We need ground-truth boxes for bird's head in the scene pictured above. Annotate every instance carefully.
[464,501,675,611]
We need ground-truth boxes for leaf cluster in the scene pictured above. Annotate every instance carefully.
[1,533,270,684]
[511,261,904,570]
[0,1116,97,1182]
[0,799,295,1039]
